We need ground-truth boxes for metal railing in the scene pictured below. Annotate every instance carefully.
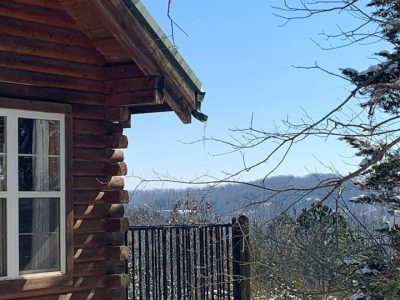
[126,216,250,300]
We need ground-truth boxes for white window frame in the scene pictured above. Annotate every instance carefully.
[0,108,66,280]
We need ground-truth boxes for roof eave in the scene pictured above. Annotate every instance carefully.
[123,0,207,123]
[124,0,204,97]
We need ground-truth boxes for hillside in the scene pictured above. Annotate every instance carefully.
[127,174,387,228]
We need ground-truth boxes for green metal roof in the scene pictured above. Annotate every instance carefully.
[123,0,205,103]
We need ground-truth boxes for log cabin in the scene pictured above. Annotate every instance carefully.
[0,0,205,299]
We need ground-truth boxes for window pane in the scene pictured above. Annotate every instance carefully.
[18,157,60,191]
[0,155,6,192]
[0,199,6,277]
[18,119,60,155]
[0,117,6,191]
[0,117,6,153]
[19,198,60,274]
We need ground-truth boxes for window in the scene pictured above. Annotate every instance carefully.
[0,109,66,280]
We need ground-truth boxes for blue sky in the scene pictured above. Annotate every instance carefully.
[124,0,386,190]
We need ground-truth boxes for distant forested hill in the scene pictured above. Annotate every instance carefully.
[127,174,387,228]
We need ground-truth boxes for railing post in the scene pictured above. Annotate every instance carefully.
[232,215,251,300]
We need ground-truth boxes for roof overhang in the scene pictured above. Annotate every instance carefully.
[89,0,206,123]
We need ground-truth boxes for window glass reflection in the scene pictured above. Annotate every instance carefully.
[0,199,6,277]
[18,118,60,192]
[19,198,60,274]
[18,119,60,155]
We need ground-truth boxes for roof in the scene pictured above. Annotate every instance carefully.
[124,0,207,122]
[125,0,204,98]
[59,0,207,123]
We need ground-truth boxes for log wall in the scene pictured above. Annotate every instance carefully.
[0,1,133,299]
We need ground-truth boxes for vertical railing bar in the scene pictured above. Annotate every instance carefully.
[158,228,162,299]
[217,226,222,299]
[153,229,157,300]
[131,230,135,300]
[152,229,156,300]
[220,226,226,300]
[149,229,155,299]
[157,229,160,300]
[145,229,151,299]
[187,227,192,299]
[193,227,198,300]
[225,226,231,299]
[218,226,223,299]
[215,226,220,299]
[182,227,187,300]
[125,230,129,300]
[162,228,168,300]
[199,227,205,300]
[209,226,215,300]
[221,226,226,300]
[170,227,174,300]
[176,227,182,300]
[205,227,209,299]
[138,230,143,300]
[155,229,158,299]
[156,229,160,299]
[217,227,222,300]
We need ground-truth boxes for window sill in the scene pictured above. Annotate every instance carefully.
[0,272,72,293]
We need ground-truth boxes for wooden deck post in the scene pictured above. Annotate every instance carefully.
[232,215,251,300]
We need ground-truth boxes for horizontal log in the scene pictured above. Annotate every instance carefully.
[74,133,128,150]
[104,218,129,234]
[74,232,125,248]
[0,82,104,105]
[105,75,163,94]
[74,162,106,176]
[105,162,128,176]
[74,265,125,278]
[0,97,72,114]
[0,1,78,29]
[74,148,124,162]
[0,66,104,93]
[74,260,126,274]
[73,176,124,191]
[91,37,130,63]
[130,102,171,114]
[119,118,131,129]
[105,274,130,289]
[74,203,124,219]
[0,16,94,49]
[14,0,64,11]
[60,289,111,300]
[74,260,125,272]
[74,246,128,263]
[25,296,60,300]
[104,106,130,123]
[74,218,129,234]
[0,51,105,80]
[105,62,143,80]
[74,190,130,205]
[0,34,105,64]
[73,120,123,135]
[106,89,163,107]
[104,135,129,149]
[72,104,104,120]
[73,162,127,177]
[105,246,129,261]
[0,275,127,299]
